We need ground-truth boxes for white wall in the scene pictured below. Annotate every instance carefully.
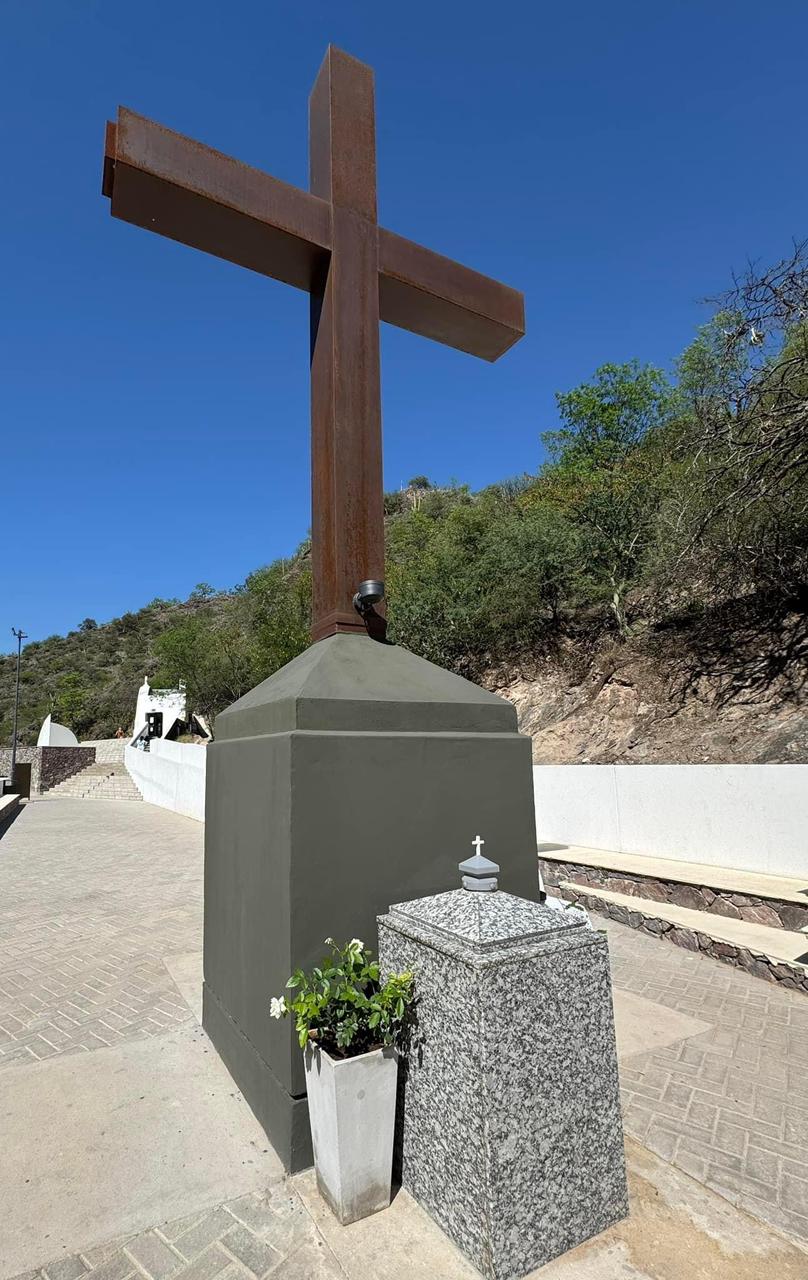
[132,680,187,745]
[37,715,79,747]
[533,764,808,879]
[125,740,206,822]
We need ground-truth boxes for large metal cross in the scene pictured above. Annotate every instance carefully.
[102,46,524,641]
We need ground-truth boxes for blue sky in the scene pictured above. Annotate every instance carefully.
[3,1,807,647]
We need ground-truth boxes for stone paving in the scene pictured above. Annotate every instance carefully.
[0,801,199,1069]
[16,1185,345,1280]
[606,914,808,1246]
[2,797,807,1279]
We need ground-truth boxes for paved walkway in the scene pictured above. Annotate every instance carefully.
[1,799,806,1280]
[0,800,198,1069]
[606,914,808,1245]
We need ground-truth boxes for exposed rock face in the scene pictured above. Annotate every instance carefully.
[488,604,808,765]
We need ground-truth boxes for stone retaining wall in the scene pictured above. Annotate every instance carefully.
[0,747,40,794]
[562,884,808,996]
[0,746,96,796]
[539,858,808,933]
[39,747,96,791]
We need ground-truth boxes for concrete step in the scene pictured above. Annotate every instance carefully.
[79,777,141,801]
[45,763,141,801]
[557,880,808,994]
[80,738,128,763]
[539,844,808,933]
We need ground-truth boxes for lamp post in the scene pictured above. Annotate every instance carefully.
[10,627,27,791]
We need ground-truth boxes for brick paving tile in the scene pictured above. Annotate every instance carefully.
[79,1238,134,1267]
[171,1247,232,1280]
[174,1210,239,1262]
[123,1232,184,1279]
[43,1257,89,1280]
[83,1254,135,1280]
[0,801,201,1070]
[157,1214,207,1244]
[221,1197,278,1238]
[605,915,808,1248]
[219,1224,279,1276]
[6,1178,343,1280]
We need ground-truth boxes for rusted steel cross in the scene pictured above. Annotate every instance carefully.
[103,46,524,641]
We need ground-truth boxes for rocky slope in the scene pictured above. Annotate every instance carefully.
[490,599,808,764]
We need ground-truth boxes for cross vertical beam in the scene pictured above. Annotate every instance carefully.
[309,49,384,639]
[102,46,526,643]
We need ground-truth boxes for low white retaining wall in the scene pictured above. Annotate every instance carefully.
[533,764,808,879]
[125,740,207,822]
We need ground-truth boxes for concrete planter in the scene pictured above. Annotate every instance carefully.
[304,1042,398,1225]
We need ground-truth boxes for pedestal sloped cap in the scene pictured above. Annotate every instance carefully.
[215,634,519,739]
[385,888,588,954]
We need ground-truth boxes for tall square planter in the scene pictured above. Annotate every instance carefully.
[305,1043,399,1225]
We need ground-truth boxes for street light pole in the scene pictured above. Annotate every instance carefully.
[10,627,27,791]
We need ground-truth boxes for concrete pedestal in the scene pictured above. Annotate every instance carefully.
[377,889,628,1280]
[202,634,540,1172]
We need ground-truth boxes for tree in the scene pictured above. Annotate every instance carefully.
[386,484,586,671]
[539,362,672,636]
[681,244,808,511]
[54,673,89,733]
[242,563,311,676]
[152,614,255,730]
[670,249,808,604]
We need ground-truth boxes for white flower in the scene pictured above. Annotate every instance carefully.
[349,938,364,950]
[269,996,287,1019]
[324,937,335,946]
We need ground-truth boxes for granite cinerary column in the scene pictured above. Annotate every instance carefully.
[378,872,628,1279]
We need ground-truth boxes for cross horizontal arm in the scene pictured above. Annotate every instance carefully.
[103,110,332,292]
[378,229,524,362]
[103,108,524,361]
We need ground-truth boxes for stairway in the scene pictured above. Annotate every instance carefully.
[43,760,142,802]
[540,844,808,995]
[79,738,129,764]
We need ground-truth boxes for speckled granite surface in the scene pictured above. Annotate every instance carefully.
[378,889,628,1280]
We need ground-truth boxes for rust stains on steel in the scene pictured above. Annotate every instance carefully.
[103,45,525,641]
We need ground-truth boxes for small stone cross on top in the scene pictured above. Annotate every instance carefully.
[459,835,499,892]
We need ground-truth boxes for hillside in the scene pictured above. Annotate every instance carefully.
[0,595,231,746]
[492,598,808,764]
[3,244,806,761]
[3,576,805,764]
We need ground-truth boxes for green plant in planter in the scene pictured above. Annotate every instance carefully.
[270,937,414,1058]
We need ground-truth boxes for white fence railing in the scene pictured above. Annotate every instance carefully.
[533,763,808,879]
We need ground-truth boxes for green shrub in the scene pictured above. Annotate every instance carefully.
[271,938,414,1058]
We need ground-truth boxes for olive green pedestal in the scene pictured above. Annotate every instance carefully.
[202,634,540,1171]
